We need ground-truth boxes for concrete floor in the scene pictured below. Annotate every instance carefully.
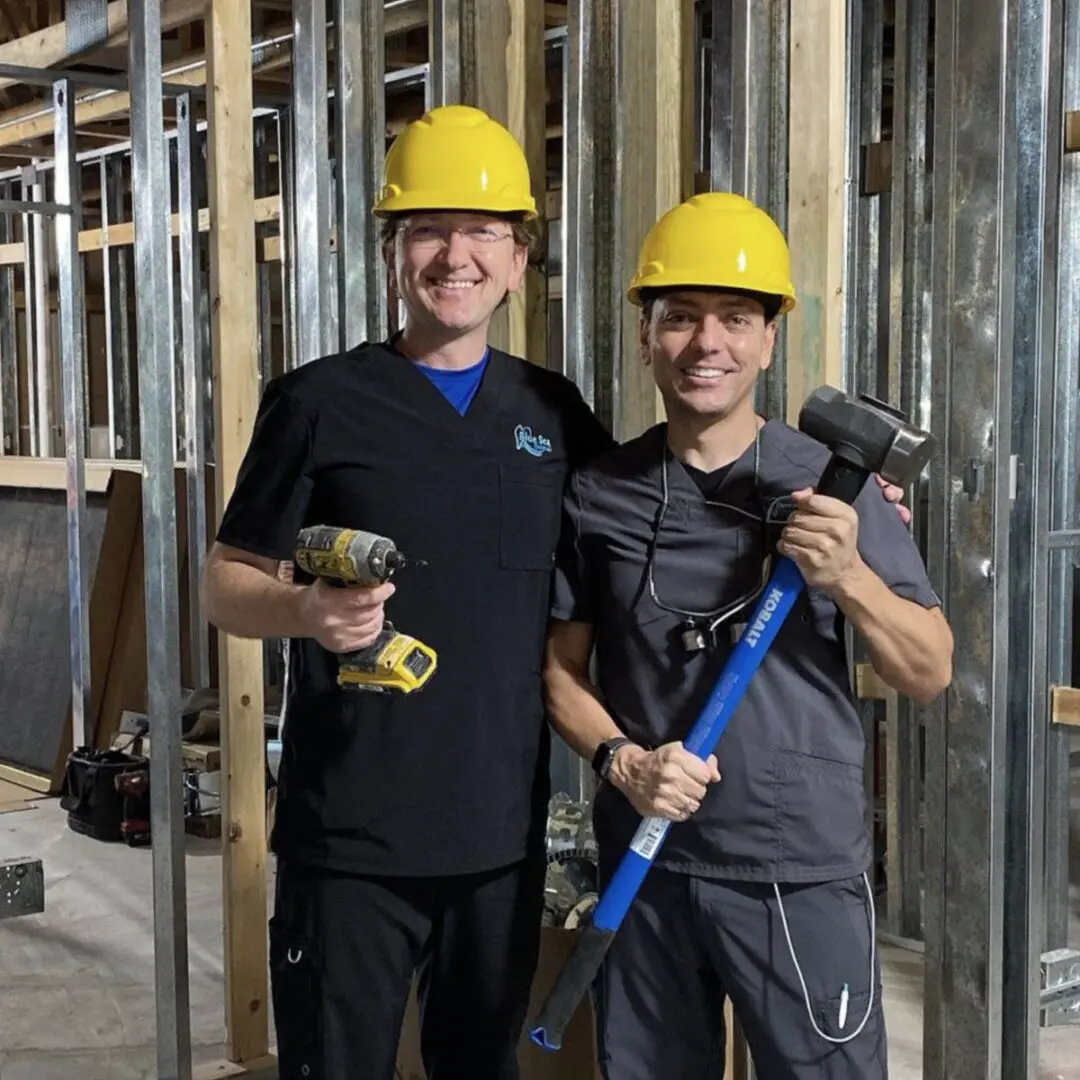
[1,796,1079,1080]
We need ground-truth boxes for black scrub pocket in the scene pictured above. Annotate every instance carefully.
[498,462,564,570]
[269,918,323,1079]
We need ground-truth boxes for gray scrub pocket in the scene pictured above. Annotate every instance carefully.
[774,747,867,867]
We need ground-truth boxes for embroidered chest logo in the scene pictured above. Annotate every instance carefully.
[514,424,553,458]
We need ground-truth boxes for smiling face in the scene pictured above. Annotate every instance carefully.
[642,289,777,424]
[386,211,528,338]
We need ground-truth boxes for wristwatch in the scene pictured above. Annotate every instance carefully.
[592,736,634,782]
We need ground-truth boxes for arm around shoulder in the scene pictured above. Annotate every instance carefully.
[817,480,955,702]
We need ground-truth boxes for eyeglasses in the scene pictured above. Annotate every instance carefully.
[402,222,515,249]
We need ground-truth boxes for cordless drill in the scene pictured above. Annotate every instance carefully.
[293,525,437,694]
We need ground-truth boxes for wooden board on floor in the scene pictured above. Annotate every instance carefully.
[192,1055,277,1080]
[91,465,215,754]
[0,777,36,814]
[0,470,141,791]
[0,762,52,794]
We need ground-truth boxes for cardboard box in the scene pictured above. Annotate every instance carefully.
[396,925,603,1080]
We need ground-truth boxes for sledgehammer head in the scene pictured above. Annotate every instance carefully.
[798,386,935,489]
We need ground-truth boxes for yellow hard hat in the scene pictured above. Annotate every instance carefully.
[627,192,796,312]
[373,104,537,219]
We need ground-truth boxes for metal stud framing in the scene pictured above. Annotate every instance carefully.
[128,0,192,1075]
[563,0,619,430]
[429,0,477,107]
[177,91,210,692]
[292,0,335,364]
[919,0,1071,1073]
[53,76,91,754]
[0,182,17,455]
[706,0,790,426]
[1046,0,1080,957]
[885,0,931,944]
[336,0,388,348]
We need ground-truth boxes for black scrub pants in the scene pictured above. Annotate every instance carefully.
[269,853,546,1080]
[594,867,887,1080]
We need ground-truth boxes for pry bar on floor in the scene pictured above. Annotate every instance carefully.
[528,385,936,1051]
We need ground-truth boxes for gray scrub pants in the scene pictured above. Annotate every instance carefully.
[593,867,887,1080]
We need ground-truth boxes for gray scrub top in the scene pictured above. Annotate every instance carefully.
[550,419,941,884]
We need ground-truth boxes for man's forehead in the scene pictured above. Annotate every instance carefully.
[658,289,763,311]
[403,210,504,227]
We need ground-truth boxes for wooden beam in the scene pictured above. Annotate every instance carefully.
[1066,110,1080,154]
[0,762,51,793]
[0,197,276,265]
[855,661,892,701]
[385,0,425,34]
[206,0,269,1065]
[0,35,291,149]
[79,192,280,252]
[862,140,893,195]
[0,64,206,148]
[192,1056,278,1080]
[0,0,207,90]
[0,455,138,491]
[615,0,695,440]
[784,0,849,423]
[470,0,547,365]
[1050,685,1080,727]
[508,0,548,367]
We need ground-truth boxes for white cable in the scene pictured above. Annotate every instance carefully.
[772,872,877,1045]
[277,637,290,740]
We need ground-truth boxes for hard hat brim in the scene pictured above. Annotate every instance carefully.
[373,190,538,220]
[627,276,797,313]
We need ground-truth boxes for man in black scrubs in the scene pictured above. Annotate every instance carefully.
[200,105,613,1080]
[544,192,954,1079]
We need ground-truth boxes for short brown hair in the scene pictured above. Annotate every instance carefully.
[639,286,783,324]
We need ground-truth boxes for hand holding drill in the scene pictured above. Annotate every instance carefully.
[298,576,396,654]
[293,525,437,694]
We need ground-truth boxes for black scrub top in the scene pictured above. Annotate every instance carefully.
[216,341,614,877]
[551,419,941,885]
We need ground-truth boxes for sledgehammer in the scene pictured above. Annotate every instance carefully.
[528,386,935,1051]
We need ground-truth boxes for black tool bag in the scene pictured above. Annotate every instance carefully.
[59,747,151,845]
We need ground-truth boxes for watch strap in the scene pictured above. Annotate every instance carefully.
[592,736,633,780]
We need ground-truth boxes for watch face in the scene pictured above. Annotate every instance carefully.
[599,739,623,779]
[594,738,629,780]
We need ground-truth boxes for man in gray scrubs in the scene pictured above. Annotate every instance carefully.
[543,192,954,1080]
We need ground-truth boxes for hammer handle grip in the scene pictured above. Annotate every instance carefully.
[817,455,872,506]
